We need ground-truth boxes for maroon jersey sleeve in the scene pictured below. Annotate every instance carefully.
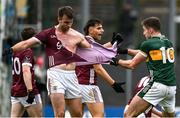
[34,28,54,44]
[21,49,33,67]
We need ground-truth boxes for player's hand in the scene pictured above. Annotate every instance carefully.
[110,57,119,66]
[3,48,13,56]
[26,90,35,104]
[111,33,124,45]
[112,82,125,93]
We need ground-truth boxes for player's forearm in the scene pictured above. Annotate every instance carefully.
[118,59,135,69]
[95,65,115,85]
[12,41,30,52]
[128,49,140,56]
[23,70,33,91]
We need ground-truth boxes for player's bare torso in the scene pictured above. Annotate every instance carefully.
[54,26,84,70]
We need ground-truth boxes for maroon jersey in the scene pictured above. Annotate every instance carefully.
[75,65,97,85]
[11,49,39,97]
[128,76,152,117]
[35,27,86,68]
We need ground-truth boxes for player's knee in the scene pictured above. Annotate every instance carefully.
[92,113,104,117]
[124,110,129,117]
[55,111,65,117]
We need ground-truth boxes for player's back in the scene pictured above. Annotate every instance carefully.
[140,36,176,86]
[11,49,39,97]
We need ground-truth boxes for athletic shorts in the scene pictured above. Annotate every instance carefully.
[11,94,42,107]
[138,82,176,113]
[79,84,103,103]
[47,68,81,99]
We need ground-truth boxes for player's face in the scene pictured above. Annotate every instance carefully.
[88,24,104,41]
[59,15,73,33]
[142,26,152,39]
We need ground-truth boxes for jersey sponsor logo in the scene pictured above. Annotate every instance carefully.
[149,50,162,61]
[56,42,63,50]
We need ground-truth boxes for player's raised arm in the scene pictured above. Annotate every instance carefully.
[3,37,40,55]
[13,37,39,52]
[93,64,125,93]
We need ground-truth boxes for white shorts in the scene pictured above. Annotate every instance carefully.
[11,94,42,107]
[79,84,103,103]
[47,68,81,99]
[139,82,176,113]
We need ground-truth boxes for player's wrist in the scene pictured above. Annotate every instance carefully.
[27,89,33,92]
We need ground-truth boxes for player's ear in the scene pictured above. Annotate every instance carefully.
[149,28,154,34]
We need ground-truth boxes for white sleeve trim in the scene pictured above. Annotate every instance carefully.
[139,51,147,57]
[22,63,32,67]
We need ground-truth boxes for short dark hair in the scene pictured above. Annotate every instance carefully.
[83,18,102,35]
[21,27,36,40]
[58,6,74,19]
[141,17,161,31]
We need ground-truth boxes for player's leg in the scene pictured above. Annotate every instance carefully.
[26,94,43,117]
[66,98,82,117]
[47,68,66,117]
[80,85,104,117]
[11,97,25,117]
[64,71,83,117]
[124,95,151,117]
[11,103,25,117]
[86,102,104,117]
[160,85,176,117]
[50,93,66,117]
[26,103,42,117]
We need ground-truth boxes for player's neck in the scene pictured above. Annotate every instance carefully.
[151,32,161,38]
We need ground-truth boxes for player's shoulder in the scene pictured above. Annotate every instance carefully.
[40,27,55,34]
[140,40,150,48]
[21,48,33,55]
[70,28,84,37]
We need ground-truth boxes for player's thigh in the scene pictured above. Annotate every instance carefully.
[11,102,25,117]
[65,97,82,114]
[160,86,176,115]
[26,103,43,117]
[124,95,151,117]
[50,93,65,112]
[86,102,104,117]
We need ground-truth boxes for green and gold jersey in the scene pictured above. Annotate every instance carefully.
[140,36,176,86]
